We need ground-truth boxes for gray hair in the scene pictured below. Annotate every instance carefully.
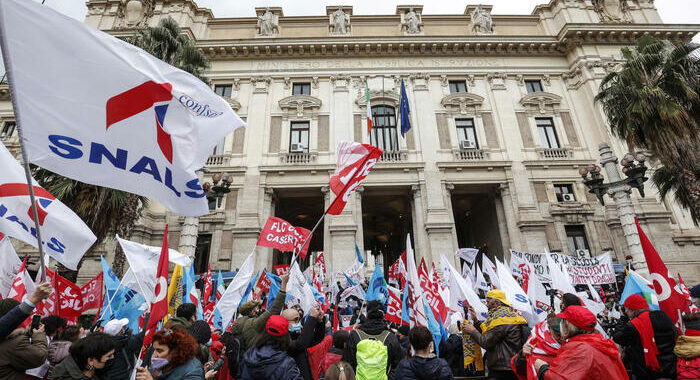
[560,319,594,340]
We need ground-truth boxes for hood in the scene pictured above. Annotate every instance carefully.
[359,318,388,335]
[48,340,73,363]
[166,316,191,330]
[242,345,290,376]
[675,335,700,359]
[568,333,620,359]
[407,356,445,379]
[51,355,87,379]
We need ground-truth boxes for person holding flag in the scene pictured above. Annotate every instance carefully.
[462,289,528,380]
[612,294,678,379]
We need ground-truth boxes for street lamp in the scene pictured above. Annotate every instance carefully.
[203,172,233,209]
[579,142,649,274]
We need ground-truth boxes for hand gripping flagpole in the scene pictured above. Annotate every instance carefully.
[290,212,326,265]
[0,22,47,282]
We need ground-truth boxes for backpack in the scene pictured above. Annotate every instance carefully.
[226,335,245,377]
[355,329,390,380]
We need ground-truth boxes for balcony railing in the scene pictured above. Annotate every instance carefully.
[206,154,228,166]
[379,151,407,162]
[454,149,488,161]
[281,151,316,164]
[537,147,572,160]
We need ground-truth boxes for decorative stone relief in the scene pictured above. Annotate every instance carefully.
[328,6,351,35]
[401,7,423,34]
[440,75,448,87]
[87,5,105,15]
[330,75,352,90]
[440,92,485,115]
[283,77,292,89]
[542,74,551,86]
[224,97,242,112]
[519,92,562,114]
[515,75,525,86]
[355,89,399,108]
[409,73,430,91]
[593,0,631,23]
[563,67,583,89]
[256,7,281,37]
[250,76,271,93]
[466,75,476,86]
[312,77,320,88]
[486,73,507,90]
[470,6,494,34]
[278,95,322,118]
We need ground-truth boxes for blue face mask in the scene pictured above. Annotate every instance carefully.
[289,322,302,333]
[150,357,169,371]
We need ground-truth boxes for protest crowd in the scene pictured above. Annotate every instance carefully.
[0,1,699,380]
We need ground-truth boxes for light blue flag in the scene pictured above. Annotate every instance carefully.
[366,263,388,304]
[423,294,442,356]
[100,255,122,325]
[620,271,660,310]
[114,287,145,332]
[265,272,292,310]
[238,271,259,309]
[343,273,357,287]
[355,243,364,264]
[401,282,411,324]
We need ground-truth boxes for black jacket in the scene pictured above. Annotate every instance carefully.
[399,336,410,360]
[239,344,303,380]
[288,316,325,380]
[342,318,403,375]
[0,302,33,340]
[439,333,464,376]
[612,310,678,379]
[395,356,454,380]
[105,329,145,380]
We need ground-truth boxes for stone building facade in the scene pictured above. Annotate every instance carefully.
[1,0,699,283]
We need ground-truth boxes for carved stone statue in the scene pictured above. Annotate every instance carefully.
[403,8,422,34]
[257,8,279,36]
[330,6,350,34]
[471,6,493,34]
[593,0,631,23]
[118,0,153,28]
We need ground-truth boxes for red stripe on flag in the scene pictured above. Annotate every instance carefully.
[106,81,173,129]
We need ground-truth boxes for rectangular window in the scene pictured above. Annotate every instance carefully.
[449,80,467,94]
[525,80,543,94]
[214,85,232,98]
[292,83,311,96]
[370,106,399,152]
[289,121,310,152]
[1,122,16,138]
[565,225,590,255]
[536,118,559,149]
[194,234,212,273]
[212,139,225,155]
[554,184,575,202]
[455,119,478,148]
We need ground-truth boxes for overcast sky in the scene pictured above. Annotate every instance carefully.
[1,0,699,77]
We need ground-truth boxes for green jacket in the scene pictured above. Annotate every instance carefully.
[165,316,192,331]
[0,329,48,380]
[230,290,287,349]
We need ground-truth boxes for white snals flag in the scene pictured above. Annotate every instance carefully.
[0,234,21,298]
[216,251,255,330]
[0,143,96,270]
[0,0,246,217]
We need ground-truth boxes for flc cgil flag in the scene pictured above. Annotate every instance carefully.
[0,0,246,216]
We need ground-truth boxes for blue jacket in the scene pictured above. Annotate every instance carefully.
[155,358,204,380]
[239,345,303,380]
[395,356,454,380]
[0,302,33,340]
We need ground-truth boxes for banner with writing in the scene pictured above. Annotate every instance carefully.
[509,250,615,285]
[257,217,312,259]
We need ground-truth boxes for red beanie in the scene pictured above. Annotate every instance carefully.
[623,294,649,310]
[266,315,289,337]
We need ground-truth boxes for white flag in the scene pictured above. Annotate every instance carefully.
[546,253,577,294]
[118,235,190,303]
[442,254,487,321]
[482,255,501,289]
[0,143,96,270]
[455,248,479,264]
[405,235,428,327]
[287,262,317,315]
[496,259,534,325]
[0,0,246,217]
[216,252,254,330]
[0,234,21,298]
[339,284,366,302]
[524,262,550,323]
[475,264,490,293]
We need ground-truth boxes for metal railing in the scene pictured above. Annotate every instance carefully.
[454,149,488,160]
[379,151,406,162]
[282,151,316,164]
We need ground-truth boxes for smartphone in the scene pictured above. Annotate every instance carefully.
[30,315,41,330]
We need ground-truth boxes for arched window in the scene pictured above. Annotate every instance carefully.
[370,105,398,152]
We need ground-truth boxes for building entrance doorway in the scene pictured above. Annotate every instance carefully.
[450,185,505,261]
[272,187,324,269]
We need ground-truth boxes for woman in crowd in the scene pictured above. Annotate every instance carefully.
[47,325,84,377]
[51,332,116,380]
[323,360,356,380]
[238,314,303,380]
[534,306,627,380]
[395,326,453,380]
[134,328,209,380]
[675,312,700,379]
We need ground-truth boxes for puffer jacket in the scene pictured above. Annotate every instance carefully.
[469,322,527,372]
[612,310,677,379]
[0,328,48,380]
[238,344,303,380]
[47,340,72,377]
[675,334,700,380]
[395,356,454,380]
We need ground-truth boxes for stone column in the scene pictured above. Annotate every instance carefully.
[443,183,461,267]
[598,142,646,274]
[493,187,512,258]
[499,183,522,251]
[178,169,205,259]
[411,184,427,264]
[258,188,275,271]
[354,185,365,255]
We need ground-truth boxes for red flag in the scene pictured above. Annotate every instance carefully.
[257,216,312,260]
[635,218,689,327]
[385,287,403,325]
[274,264,290,277]
[314,253,327,280]
[143,224,170,349]
[327,142,382,215]
[202,264,213,305]
[80,272,103,311]
[252,269,271,300]
[7,257,28,302]
[678,273,699,314]
[332,304,339,332]
[55,275,83,320]
[203,301,216,329]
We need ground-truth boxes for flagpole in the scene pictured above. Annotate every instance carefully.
[290,212,326,265]
[0,29,47,282]
[104,268,129,317]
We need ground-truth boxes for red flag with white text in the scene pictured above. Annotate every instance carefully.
[327,142,382,215]
[202,264,213,305]
[385,286,403,325]
[257,216,312,259]
[143,224,170,349]
[81,273,104,312]
[274,265,291,277]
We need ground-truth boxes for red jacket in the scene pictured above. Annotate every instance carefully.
[542,333,628,380]
[319,348,343,376]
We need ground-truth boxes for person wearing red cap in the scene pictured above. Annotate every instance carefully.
[238,315,303,380]
[612,294,678,379]
[534,305,628,380]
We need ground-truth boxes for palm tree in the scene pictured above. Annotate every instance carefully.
[33,17,210,280]
[595,36,700,223]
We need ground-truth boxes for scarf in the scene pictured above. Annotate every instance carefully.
[462,319,484,370]
[513,321,561,380]
[631,311,661,372]
[481,305,527,333]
